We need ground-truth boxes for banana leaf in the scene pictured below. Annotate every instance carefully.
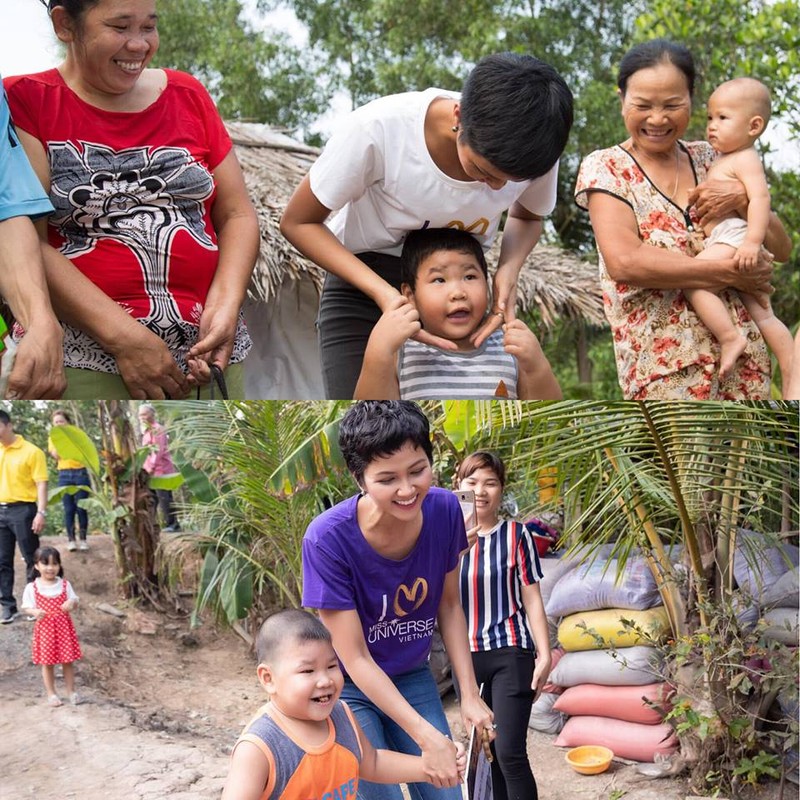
[49,424,100,475]
[148,472,185,490]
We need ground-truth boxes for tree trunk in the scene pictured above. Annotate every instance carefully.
[98,401,163,606]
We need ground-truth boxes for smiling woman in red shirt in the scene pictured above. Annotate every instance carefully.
[4,0,259,399]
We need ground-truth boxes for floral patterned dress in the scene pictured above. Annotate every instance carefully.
[575,141,770,400]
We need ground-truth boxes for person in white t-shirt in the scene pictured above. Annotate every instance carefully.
[281,52,573,399]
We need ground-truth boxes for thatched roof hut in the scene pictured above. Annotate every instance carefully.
[227,121,606,398]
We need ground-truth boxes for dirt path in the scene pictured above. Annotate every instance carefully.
[0,533,779,800]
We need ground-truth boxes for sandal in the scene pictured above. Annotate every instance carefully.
[47,695,62,707]
[70,693,80,706]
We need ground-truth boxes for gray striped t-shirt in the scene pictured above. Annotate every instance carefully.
[397,329,518,399]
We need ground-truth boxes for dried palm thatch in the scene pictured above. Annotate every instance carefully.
[228,121,606,328]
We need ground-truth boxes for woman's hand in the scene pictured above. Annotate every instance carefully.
[687,178,747,227]
[465,523,480,550]
[471,264,519,348]
[417,728,461,788]
[110,325,190,399]
[187,302,241,383]
[531,652,552,703]
[459,689,496,746]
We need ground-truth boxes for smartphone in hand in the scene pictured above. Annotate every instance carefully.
[455,489,476,529]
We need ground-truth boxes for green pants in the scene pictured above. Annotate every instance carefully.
[62,362,245,399]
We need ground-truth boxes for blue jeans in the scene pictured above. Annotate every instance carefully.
[341,664,462,800]
[58,468,89,541]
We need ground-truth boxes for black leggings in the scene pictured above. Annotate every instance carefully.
[316,252,403,399]
[471,647,537,800]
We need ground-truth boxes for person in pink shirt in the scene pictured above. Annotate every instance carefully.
[138,404,179,532]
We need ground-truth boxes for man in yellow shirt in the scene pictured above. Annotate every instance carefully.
[0,409,48,623]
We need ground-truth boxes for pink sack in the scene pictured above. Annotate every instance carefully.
[552,682,674,724]
[554,715,678,762]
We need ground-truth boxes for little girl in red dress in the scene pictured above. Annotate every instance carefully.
[21,546,82,707]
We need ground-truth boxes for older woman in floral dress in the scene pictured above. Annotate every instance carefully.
[575,39,791,400]
[5,0,259,399]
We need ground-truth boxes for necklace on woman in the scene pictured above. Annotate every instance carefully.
[630,143,681,200]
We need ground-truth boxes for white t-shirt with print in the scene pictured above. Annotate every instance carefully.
[309,88,559,257]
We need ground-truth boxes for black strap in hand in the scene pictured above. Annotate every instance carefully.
[197,364,229,400]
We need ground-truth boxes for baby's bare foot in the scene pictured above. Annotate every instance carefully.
[719,335,748,380]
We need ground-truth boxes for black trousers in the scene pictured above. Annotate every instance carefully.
[471,646,538,800]
[155,489,178,528]
[316,252,403,399]
[0,502,39,612]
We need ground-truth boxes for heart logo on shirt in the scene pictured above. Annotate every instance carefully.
[393,578,428,617]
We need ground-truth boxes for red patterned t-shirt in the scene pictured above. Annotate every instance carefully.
[5,68,251,373]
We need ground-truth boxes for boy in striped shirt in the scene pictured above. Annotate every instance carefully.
[354,228,561,400]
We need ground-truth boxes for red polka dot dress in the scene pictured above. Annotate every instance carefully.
[31,579,82,666]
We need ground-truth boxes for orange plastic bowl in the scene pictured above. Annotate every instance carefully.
[565,745,614,775]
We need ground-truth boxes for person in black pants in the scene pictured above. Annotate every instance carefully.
[138,404,180,532]
[456,451,552,800]
[0,409,49,624]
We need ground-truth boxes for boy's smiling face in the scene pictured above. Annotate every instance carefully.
[258,638,344,723]
[403,249,489,350]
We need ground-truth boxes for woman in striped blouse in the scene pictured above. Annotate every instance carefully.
[457,451,551,800]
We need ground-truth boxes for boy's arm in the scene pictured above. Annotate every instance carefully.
[503,320,562,400]
[221,741,270,800]
[319,607,461,788]
[357,715,466,786]
[733,150,772,269]
[355,715,428,785]
[354,295,420,399]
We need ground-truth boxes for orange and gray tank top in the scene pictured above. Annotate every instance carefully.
[235,700,362,800]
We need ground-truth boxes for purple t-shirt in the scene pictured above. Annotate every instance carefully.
[302,486,467,677]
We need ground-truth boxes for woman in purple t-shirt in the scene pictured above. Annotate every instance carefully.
[302,401,493,800]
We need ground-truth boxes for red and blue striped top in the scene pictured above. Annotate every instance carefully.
[458,519,543,652]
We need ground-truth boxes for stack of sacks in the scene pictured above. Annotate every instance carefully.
[759,568,799,644]
[537,554,581,649]
[545,547,678,761]
[528,555,580,735]
[733,529,799,642]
